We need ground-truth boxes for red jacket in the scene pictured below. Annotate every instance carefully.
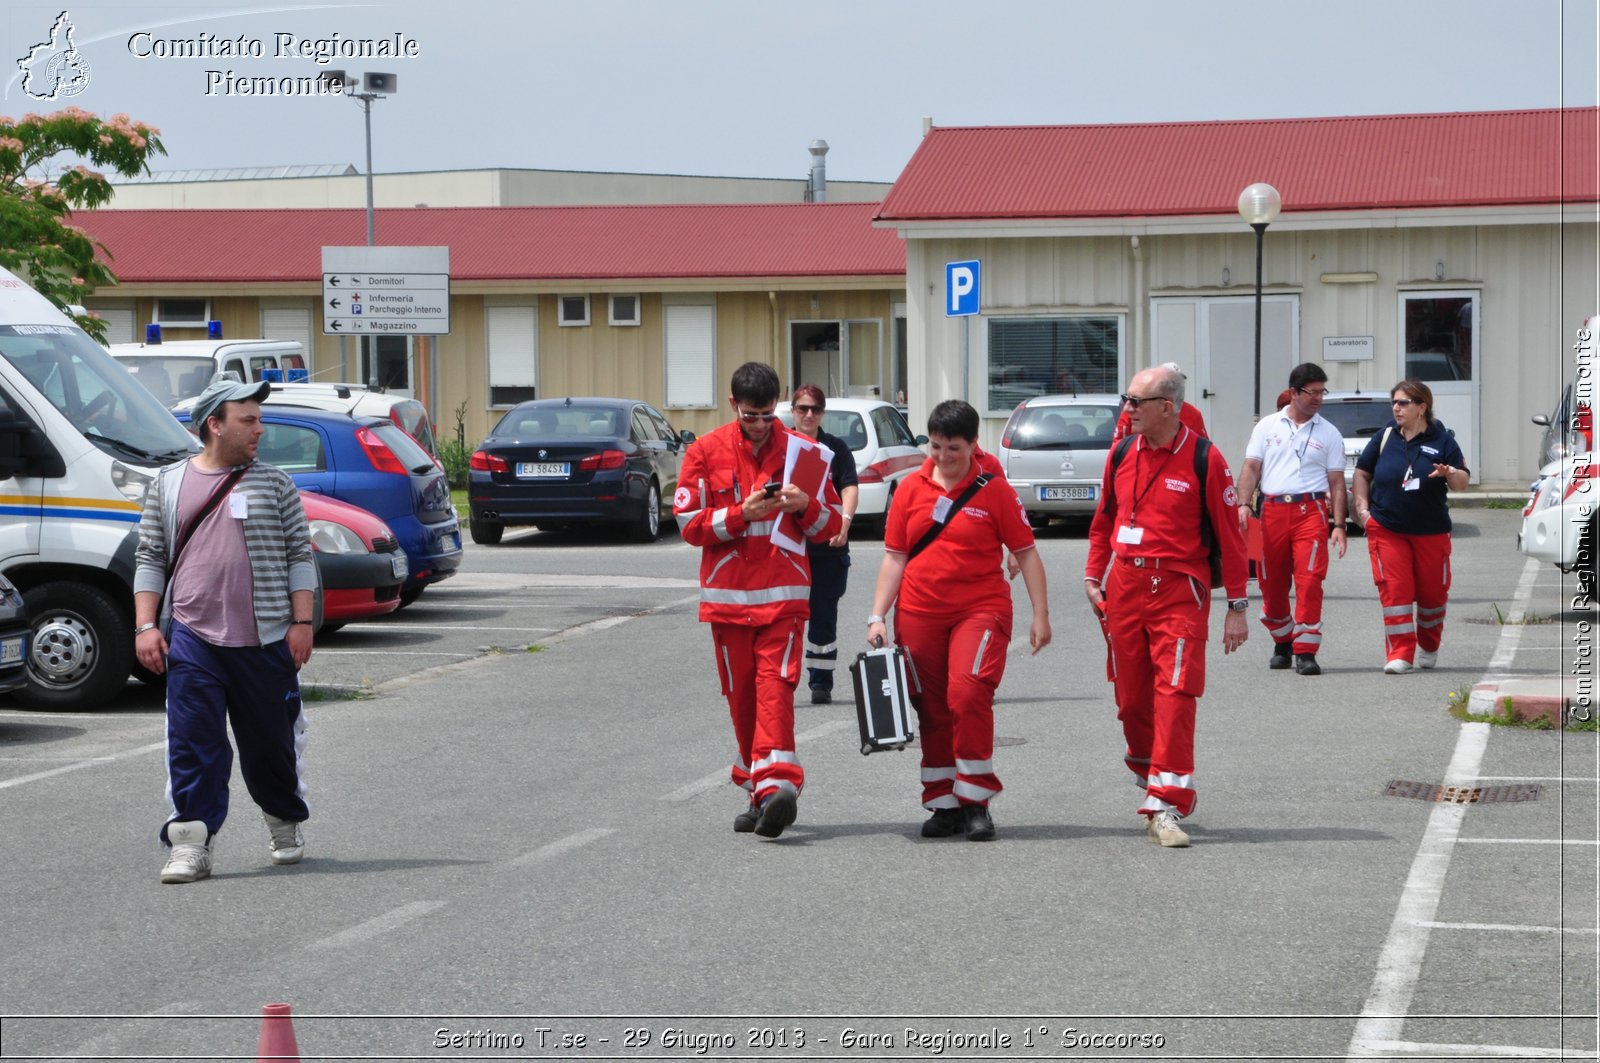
[674,420,842,625]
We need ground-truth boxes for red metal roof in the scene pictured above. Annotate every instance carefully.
[876,108,1600,221]
[74,201,904,284]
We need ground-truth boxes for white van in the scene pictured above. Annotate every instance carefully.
[0,270,209,707]
[108,337,307,407]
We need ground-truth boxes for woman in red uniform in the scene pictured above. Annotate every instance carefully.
[867,400,1051,841]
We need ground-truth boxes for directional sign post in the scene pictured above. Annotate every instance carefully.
[946,259,981,402]
[321,246,451,336]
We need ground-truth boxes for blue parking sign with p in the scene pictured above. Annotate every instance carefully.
[946,260,980,317]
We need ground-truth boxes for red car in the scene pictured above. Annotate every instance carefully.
[301,492,407,630]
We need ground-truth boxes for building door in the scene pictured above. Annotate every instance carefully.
[1399,290,1479,483]
[1151,294,1299,468]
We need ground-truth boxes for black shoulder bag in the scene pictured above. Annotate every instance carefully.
[906,473,991,562]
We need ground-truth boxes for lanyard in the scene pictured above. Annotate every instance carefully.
[1128,427,1187,526]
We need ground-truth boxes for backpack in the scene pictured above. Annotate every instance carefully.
[1099,433,1223,588]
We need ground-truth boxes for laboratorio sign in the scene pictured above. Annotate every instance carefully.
[126,30,420,96]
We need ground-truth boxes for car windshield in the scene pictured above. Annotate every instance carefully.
[112,354,216,406]
[390,400,438,456]
[1319,401,1393,438]
[497,405,622,438]
[0,324,199,464]
[371,421,437,473]
[1007,403,1119,450]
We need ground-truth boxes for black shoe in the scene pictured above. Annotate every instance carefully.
[1269,642,1293,669]
[920,807,966,838]
[963,803,996,842]
[1294,654,1322,676]
[733,798,759,834]
[809,688,832,705]
[753,792,798,838]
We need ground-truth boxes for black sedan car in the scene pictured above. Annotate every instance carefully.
[0,573,29,696]
[468,397,692,544]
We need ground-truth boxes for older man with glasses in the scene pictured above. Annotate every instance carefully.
[1233,362,1349,676]
[1084,366,1249,848]
[674,362,842,839]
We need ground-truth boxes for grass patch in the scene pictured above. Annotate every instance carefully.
[1482,498,1526,510]
[1490,602,1554,625]
[451,488,469,522]
[1447,689,1599,731]
[526,644,544,653]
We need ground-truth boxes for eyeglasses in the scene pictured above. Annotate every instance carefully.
[1297,387,1328,398]
[793,404,823,415]
[737,409,778,423]
[1391,399,1416,408]
[1120,394,1169,408]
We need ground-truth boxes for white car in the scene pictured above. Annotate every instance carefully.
[776,397,927,527]
[1518,452,1596,599]
[1317,391,1394,488]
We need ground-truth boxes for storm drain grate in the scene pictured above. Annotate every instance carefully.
[1385,780,1541,803]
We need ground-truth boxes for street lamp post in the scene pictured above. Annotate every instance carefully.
[1237,182,1281,418]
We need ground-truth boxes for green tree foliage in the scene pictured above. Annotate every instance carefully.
[0,107,165,341]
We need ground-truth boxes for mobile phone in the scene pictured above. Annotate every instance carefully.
[763,480,781,498]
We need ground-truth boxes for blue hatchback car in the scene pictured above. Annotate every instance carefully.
[178,406,461,605]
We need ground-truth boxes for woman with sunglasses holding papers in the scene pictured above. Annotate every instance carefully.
[789,385,859,705]
[1351,380,1468,674]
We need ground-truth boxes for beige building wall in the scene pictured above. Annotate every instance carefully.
[902,218,1599,487]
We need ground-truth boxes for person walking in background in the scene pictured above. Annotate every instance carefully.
[134,378,317,884]
[1233,363,1349,676]
[674,363,842,838]
[1084,366,1249,849]
[1351,379,1468,674]
[789,385,859,705]
[867,400,1051,842]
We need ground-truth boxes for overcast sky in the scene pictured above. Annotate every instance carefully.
[3,0,1597,184]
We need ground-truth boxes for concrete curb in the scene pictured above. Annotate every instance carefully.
[1466,675,1574,728]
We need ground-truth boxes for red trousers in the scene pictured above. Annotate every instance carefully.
[1257,497,1331,655]
[894,610,1011,810]
[1104,562,1209,818]
[711,618,804,803]
[1364,520,1452,664]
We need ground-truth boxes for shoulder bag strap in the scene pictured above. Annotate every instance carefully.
[168,463,250,581]
[906,473,990,562]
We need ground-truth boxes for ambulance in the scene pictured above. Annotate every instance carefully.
[0,267,205,708]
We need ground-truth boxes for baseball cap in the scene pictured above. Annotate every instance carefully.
[191,377,270,429]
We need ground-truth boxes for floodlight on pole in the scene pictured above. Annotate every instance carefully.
[1237,182,1281,418]
[325,69,397,386]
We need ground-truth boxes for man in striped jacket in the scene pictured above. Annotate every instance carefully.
[134,378,317,884]
[674,363,842,839]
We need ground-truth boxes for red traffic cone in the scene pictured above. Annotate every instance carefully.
[256,1003,301,1061]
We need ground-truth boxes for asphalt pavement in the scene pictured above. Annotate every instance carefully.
[0,510,1593,1061]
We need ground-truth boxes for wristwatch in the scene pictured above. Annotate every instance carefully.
[867,614,885,625]
[1227,599,1249,613]
[133,622,158,636]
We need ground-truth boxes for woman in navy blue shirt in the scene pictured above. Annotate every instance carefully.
[1351,380,1469,673]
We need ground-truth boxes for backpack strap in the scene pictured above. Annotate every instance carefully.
[1098,435,1139,520]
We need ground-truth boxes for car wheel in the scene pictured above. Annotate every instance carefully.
[16,582,132,710]
[629,480,661,543]
[397,586,425,609]
[319,621,346,634]
[470,519,503,545]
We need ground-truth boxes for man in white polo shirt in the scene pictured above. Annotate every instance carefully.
[1234,363,1348,675]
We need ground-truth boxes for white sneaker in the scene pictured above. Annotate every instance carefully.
[1146,810,1190,848]
[160,820,213,884]
[263,813,304,865]
[1416,650,1438,670]
[1384,659,1414,674]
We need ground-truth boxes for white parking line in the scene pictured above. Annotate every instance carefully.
[1473,776,1600,783]
[1416,919,1599,935]
[336,623,562,632]
[313,650,477,657]
[311,900,445,950]
[1347,557,1540,1060]
[1363,1040,1593,1058]
[0,740,165,791]
[509,828,616,868]
[1457,837,1600,845]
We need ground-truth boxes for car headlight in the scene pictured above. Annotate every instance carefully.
[309,519,369,554]
[111,461,154,504]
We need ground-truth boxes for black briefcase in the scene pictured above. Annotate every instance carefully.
[850,643,917,755]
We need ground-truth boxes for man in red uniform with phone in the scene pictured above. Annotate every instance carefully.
[674,362,841,839]
[1084,366,1249,848]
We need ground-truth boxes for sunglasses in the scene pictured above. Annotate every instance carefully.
[1120,394,1168,408]
[737,410,778,423]
[793,404,823,415]
[1297,387,1328,397]
[1391,399,1416,407]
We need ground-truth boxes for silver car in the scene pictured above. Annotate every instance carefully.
[996,394,1122,524]
[1317,391,1394,489]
